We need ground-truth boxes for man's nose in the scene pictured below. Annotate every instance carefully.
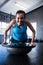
[19,19,22,22]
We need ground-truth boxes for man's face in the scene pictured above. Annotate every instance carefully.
[16,13,25,26]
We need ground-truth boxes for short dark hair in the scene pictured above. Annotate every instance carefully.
[16,10,26,17]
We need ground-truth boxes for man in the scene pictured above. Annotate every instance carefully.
[2,10,36,46]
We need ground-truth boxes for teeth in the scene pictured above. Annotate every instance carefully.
[17,22,21,26]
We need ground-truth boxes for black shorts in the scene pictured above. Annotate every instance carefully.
[10,37,27,43]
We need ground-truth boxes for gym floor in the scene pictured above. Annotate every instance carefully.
[0,42,43,65]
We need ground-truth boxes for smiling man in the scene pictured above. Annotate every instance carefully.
[2,10,36,46]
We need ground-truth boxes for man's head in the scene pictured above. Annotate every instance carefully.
[16,10,26,26]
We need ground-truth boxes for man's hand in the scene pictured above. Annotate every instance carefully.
[2,40,6,45]
[30,42,36,46]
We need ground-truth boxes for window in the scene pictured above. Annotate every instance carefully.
[0,21,9,35]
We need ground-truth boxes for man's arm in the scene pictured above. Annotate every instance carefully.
[25,19,35,45]
[2,19,16,44]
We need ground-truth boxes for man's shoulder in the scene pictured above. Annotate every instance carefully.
[24,19,29,23]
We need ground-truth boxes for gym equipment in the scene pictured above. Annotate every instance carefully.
[2,42,35,55]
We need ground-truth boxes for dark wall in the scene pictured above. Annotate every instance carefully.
[26,6,43,40]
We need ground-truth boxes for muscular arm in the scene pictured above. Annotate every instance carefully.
[25,19,35,43]
[3,19,16,44]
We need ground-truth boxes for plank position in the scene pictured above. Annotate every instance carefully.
[2,10,36,46]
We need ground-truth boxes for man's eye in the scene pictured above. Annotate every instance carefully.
[18,18,19,19]
[21,17,24,19]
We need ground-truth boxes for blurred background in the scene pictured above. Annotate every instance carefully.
[0,1,43,65]
[0,0,43,43]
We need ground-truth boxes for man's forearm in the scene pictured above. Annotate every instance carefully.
[31,31,35,43]
[4,31,7,42]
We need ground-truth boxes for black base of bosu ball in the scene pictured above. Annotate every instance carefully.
[2,42,35,55]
